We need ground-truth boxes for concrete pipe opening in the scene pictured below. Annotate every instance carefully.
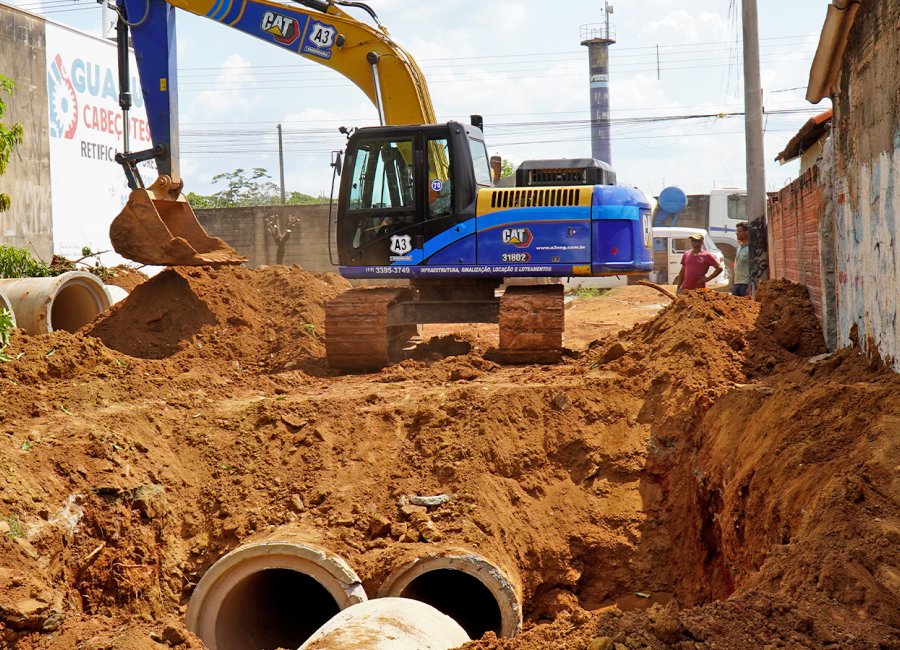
[0,271,111,334]
[378,551,522,640]
[186,541,366,650]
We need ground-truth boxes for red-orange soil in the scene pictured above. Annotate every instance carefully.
[0,268,895,649]
[102,265,149,294]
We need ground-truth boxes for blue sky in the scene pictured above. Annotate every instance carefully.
[9,0,832,199]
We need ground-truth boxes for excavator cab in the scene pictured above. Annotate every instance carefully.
[335,121,487,267]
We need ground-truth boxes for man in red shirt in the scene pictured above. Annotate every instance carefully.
[674,232,722,292]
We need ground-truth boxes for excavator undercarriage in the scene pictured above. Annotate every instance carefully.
[325,280,564,370]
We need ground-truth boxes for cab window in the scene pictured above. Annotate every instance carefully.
[427,137,452,218]
[468,137,493,187]
[347,138,415,211]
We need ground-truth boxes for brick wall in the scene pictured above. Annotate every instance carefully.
[768,166,824,324]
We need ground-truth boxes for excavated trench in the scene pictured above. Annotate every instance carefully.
[3,268,894,649]
[168,282,851,647]
[178,364,746,650]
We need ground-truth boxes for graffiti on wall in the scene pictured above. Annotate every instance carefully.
[835,147,900,370]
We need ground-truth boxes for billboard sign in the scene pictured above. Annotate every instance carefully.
[45,23,155,266]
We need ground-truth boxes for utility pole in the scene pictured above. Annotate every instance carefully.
[277,123,286,204]
[742,0,768,288]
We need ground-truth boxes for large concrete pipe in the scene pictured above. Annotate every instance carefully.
[186,540,366,650]
[0,271,110,334]
[299,597,470,649]
[0,288,15,328]
[378,549,522,639]
[104,284,129,306]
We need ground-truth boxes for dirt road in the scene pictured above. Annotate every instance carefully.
[0,268,896,649]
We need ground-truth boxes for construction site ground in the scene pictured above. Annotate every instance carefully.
[0,266,897,649]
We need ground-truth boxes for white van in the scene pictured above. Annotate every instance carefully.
[650,227,730,287]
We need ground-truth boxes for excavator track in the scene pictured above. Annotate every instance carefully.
[325,288,417,370]
[498,284,565,364]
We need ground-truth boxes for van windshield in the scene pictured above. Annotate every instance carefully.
[727,193,748,220]
[671,236,720,254]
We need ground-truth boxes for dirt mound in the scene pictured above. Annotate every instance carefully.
[103,265,149,294]
[584,290,760,435]
[753,278,828,358]
[85,265,347,371]
[0,329,140,387]
[586,280,827,399]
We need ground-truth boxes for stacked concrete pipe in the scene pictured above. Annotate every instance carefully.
[185,538,366,650]
[0,271,111,334]
[0,288,15,328]
[378,548,522,639]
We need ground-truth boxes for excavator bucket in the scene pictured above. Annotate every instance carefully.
[110,180,246,267]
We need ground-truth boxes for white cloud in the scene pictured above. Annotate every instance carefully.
[182,54,261,125]
[639,9,733,45]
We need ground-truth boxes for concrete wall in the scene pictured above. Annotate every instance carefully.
[196,204,338,273]
[768,166,825,326]
[828,0,900,369]
[0,7,53,260]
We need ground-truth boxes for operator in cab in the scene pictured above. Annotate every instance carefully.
[674,232,723,293]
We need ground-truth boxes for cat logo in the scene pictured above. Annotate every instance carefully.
[260,11,300,45]
[501,227,533,248]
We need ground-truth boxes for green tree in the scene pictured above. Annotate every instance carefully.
[500,159,515,178]
[186,167,329,207]
[0,75,25,212]
[285,190,330,205]
[211,167,280,206]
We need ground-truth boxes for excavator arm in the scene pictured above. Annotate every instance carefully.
[110,0,436,265]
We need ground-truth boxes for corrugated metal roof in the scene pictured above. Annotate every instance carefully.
[775,109,833,163]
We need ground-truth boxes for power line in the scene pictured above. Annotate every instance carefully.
[178,95,815,126]
[176,48,810,82]
[174,107,820,156]
[175,40,810,76]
